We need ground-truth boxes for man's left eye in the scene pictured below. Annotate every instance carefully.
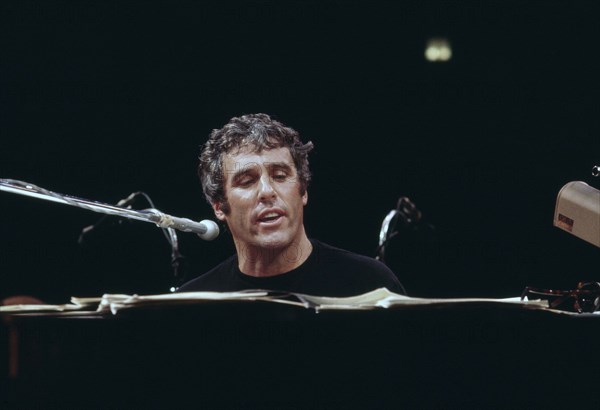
[273,173,287,181]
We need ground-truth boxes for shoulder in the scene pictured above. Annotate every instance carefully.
[176,255,237,292]
[312,240,387,270]
[309,240,406,294]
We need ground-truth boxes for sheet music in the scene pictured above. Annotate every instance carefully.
[0,288,551,315]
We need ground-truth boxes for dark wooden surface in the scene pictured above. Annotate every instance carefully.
[2,302,600,409]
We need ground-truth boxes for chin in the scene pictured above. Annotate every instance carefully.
[255,232,295,249]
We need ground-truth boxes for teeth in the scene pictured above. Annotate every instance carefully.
[259,212,281,222]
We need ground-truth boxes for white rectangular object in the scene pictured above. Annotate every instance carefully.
[554,181,600,248]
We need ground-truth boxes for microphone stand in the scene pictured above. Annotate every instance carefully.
[144,208,189,289]
[376,197,422,263]
[77,191,190,288]
[78,191,143,245]
[0,179,215,236]
[1,179,167,226]
[164,221,189,288]
[0,179,211,290]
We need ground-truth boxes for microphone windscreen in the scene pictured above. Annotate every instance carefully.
[198,219,220,241]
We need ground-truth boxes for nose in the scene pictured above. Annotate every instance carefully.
[258,174,276,202]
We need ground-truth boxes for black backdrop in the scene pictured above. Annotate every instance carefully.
[1,1,598,302]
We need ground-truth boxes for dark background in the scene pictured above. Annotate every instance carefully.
[1,0,598,302]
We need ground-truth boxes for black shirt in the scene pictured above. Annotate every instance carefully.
[177,239,406,297]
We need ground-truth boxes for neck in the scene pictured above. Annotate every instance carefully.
[235,233,313,278]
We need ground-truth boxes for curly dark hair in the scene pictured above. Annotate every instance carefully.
[199,113,314,209]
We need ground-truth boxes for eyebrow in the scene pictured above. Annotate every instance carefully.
[265,162,293,172]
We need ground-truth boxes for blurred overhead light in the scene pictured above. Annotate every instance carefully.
[425,38,452,62]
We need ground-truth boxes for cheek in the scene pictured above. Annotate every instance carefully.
[231,188,256,203]
[228,194,254,219]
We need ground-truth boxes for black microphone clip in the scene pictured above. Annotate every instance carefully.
[77,192,141,245]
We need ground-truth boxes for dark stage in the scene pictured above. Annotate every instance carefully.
[1,1,599,300]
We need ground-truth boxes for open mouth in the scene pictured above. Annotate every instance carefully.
[257,211,284,224]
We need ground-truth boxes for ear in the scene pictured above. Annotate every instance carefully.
[302,190,308,206]
[212,202,227,221]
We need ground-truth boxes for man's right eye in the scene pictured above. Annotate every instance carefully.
[237,177,254,186]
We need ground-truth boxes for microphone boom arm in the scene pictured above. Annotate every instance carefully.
[0,179,218,239]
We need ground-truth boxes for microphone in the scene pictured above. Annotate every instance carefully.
[151,213,220,241]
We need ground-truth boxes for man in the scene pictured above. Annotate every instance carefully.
[178,113,406,296]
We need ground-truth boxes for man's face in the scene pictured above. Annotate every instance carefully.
[213,147,308,252]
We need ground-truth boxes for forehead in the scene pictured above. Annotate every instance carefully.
[222,147,294,173]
